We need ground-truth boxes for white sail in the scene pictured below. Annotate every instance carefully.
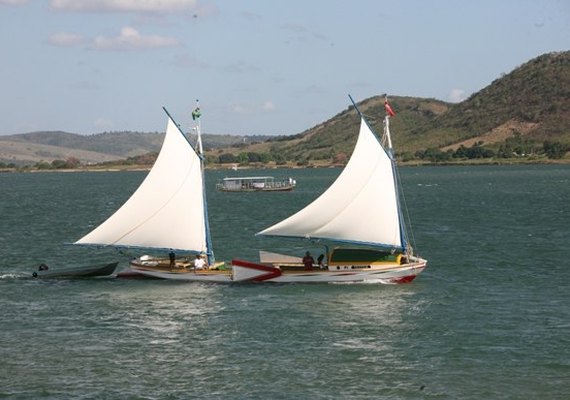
[75,116,207,252]
[258,117,403,249]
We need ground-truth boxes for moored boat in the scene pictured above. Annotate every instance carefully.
[216,176,296,192]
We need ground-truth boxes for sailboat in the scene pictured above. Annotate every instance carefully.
[230,95,427,283]
[74,105,232,282]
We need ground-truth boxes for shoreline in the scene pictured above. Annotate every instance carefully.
[1,157,569,174]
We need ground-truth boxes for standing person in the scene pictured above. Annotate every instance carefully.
[302,251,315,271]
[194,254,206,271]
[169,250,176,268]
[317,254,325,269]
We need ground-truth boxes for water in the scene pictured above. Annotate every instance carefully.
[1,165,569,399]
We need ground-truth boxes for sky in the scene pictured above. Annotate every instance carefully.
[0,0,568,136]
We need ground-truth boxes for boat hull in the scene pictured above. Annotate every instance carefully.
[126,257,427,284]
[232,258,427,284]
[217,184,295,192]
[126,259,426,284]
[32,262,118,278]
[128,258,232,282]
[130,267,233,282]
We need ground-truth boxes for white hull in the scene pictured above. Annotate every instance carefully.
[132,268,233,282]
[232,258,427,284]
[125,258,426,284]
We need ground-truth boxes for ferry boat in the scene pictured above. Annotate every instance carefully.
[216,176,296,192]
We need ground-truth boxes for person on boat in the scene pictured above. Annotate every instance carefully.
[302,251,315,271]
[169,250,176,268]
[317,254,325,269]
[193,254,206,271]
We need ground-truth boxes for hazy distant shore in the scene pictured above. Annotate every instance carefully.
[1,157,568,174]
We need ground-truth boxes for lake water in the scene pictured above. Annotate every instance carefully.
[1,165,569,399]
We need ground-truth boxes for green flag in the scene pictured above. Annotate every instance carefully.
[192,107,201,120]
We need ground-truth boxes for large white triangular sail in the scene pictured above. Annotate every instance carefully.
[258,111,404,250]
[75,111,208,254]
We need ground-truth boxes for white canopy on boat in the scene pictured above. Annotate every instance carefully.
[75,116,207,253]
[258,117,403,249]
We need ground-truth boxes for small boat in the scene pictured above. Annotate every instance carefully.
[216,176,296,192]
[229,95,427,284]
[74,103,228,280]
[32,262,118,278]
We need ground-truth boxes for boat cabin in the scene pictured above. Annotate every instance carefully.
[216,176,296,192]
[328,248,403,267]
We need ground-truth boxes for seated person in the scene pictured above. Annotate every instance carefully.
[193,254,206,270]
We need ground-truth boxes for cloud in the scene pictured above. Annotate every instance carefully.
[0,0,29,5]
[241,11,262,21]
[232,101,276,115]
[231,104,249,115]
[94,117,114,130]
[48,32,84,47]
[50,0,198,13]
[262,101,275,111]
[448,88,467,103]
[91,26,179,51]
[173,54,209,69]
[281,23,329,44]
[223,61,261,74]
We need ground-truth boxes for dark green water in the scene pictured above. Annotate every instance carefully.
[1,165,569,399]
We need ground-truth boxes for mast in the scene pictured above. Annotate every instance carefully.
[193,99,203,155]
[383,95,395,151]
[384,95,410,254]
[192,100,215,265]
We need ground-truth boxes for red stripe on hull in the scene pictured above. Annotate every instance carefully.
[390,274,417,284]
[231,259,282,282]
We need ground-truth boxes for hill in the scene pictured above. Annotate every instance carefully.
[0,129,273,166]
[208,51,569,164]
[1,51,568,167]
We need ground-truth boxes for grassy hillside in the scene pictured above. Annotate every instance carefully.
[0,129,272,166]
[207,51,569,164]
[434,51,570,145]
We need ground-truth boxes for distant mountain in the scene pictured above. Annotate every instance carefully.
[1,51,568,166]
[0,128,273,166]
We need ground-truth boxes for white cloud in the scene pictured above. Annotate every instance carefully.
[262,101,275,111]
[173,54,209,69]
[50,0,198,13]
[94,117,114,130]
[232,101,276,115]
[48,32,84,47]
[448,88,467,103]
[231,104,250,115]
[91,26,179,51]
[0,0,29,5]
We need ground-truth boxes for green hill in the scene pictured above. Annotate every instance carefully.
[209,51,569,164]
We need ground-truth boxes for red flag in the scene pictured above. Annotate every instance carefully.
[384,99,396,117]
